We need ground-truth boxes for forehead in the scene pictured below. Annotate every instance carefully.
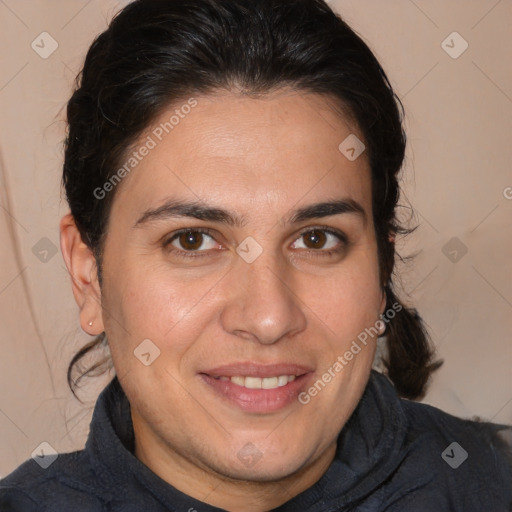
[111,89,372,221]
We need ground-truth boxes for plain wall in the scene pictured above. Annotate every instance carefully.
[0,0,511,477]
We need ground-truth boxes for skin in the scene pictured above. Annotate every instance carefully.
[61,88,386,511]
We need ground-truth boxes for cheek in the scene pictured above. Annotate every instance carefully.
[307,257,382,338]
[101,261,217,363]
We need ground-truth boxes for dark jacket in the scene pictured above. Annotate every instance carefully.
[1,371,511,511]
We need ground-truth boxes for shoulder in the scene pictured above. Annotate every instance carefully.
[403,396,512,463]
[0,450,105,511]
[365,371,512,509]
[397,395,512,508]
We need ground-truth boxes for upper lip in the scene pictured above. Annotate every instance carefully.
[202,362,314,378]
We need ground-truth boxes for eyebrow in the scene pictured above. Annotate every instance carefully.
[133,198,366,228]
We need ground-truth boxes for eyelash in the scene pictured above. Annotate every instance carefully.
[163,226,349,260]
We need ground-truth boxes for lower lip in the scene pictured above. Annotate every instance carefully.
[200,374,312,413]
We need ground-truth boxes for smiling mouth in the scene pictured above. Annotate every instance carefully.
[199,362,314,412]
[212,374,296,390]
[200,369,313,413]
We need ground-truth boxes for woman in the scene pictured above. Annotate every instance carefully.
[1,0,511,510]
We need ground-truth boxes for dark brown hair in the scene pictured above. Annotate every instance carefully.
[63,0,441,400]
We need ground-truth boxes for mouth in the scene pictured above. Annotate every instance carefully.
[199,363,314,413]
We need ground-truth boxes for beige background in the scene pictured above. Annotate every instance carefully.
[0,0,511,477]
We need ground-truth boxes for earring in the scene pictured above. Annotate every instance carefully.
[88,321,93,326]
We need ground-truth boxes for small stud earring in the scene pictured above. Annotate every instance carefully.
[88,321,93,326]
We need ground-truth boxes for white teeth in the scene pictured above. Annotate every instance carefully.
[231,376,245,386]
[220,375,296,390]
[262,377,278,389]
[245,376,262,389]
[278,375,288,386]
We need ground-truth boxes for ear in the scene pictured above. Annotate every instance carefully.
[380,231,396,314]
[60,213,104,335]
[379,288,387,316]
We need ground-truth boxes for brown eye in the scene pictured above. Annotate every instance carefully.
[167,230,217,252]
[291,228,348,254]
[303,230,327,249]
[178,231,204,250]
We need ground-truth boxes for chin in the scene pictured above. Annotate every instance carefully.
[207,444,313,484]
[220,460,305,484]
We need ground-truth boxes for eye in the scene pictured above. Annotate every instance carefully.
[291,228,348,253]
[165,229,219,254]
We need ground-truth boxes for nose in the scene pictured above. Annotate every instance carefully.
[220,248,307,345]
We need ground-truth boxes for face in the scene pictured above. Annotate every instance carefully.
[90,89,385,492]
